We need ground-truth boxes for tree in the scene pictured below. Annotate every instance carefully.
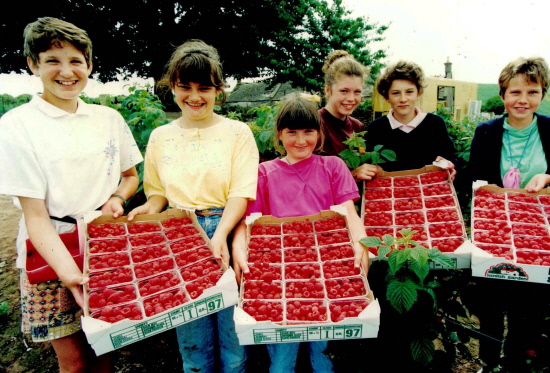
[264,0,388,91]
[0,0,387,93]
[481,95,505,115]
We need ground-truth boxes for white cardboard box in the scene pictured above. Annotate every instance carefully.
[362,165,470,269]
[234,208,380,345]
[81,209,240,355]
[470,182,550,284]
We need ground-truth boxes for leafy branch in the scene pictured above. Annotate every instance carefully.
[338,131,396,170]
[360,228,455,364]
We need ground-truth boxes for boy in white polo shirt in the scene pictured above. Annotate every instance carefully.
[0,17,142,372]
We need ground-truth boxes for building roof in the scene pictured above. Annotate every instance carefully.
[226,81,299,104]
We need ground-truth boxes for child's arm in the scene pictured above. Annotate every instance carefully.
[525,174,550,192]
[101,166,140,218]
[231,219,250,284]
[127,195,169,221]
[341,200,369,272]
[353,163,383,181]
[211,197,248,266]
[18,197,87,308]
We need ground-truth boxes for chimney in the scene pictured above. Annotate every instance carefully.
[444,57,452,79]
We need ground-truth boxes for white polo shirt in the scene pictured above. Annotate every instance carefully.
[0,95,143,267]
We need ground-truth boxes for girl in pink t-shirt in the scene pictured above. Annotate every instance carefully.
[232,93,368,372]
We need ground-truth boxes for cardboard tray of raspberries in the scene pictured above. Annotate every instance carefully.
[470,182,550,284]
[80,208,239,355]
[361,165,472,269]
[233,208,380,345]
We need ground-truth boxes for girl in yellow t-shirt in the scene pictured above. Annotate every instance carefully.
[128,39,259,373]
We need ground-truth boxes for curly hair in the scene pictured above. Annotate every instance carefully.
[499,57,549,98]
[157,39,226,104]
[376,61,426,99]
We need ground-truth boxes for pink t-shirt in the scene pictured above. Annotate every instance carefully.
[246,154,359,218]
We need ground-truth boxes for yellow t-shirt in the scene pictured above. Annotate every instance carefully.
[144,117,259,210]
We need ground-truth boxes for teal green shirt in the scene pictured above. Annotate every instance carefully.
[500,116,547,188]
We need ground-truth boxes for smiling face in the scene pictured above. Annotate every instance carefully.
[279,128,319,164]
[385,79,420,124]
[174,81,219,124]
[502,75,543,129]
[325,75,363,120]
[28,41,92,113]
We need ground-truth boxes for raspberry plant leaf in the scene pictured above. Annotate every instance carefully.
[382,234,395,247]
[387,277,417,313]
[411,337,435,364]
[410,257,430,283]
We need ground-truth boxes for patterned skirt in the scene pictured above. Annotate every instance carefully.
[20,270,82,342]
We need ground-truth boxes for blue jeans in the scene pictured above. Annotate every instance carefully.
[267,341,334,372]
[176,208,248,372]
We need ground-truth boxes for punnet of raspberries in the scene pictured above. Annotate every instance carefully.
[251,224,281,236]
[286,300,328,322]
[93,302,143,323]
[88,284,137,309]
[88,222,126,238]
[282,220,314,234]
[137,271,182,297]
[243,300,284,322]
[169,235,206,254]
[88,267,133,289]
[313,217,346,232]
[88,237,128,254]
[329,298,370,322]
[143,288,188,317]
[185,271,223,299]
[160,217,193,229]
[127,221,161,234]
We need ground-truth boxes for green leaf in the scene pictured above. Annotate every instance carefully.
[371,152,381,164]
[359,236,382,247]
[361,153,372,163]
[410,260,430,283]
[395,248,412,268]
[426,288,438,310]
[349,156,360,170]
[382,234,395,247]
[428,249,455,269]
[387,278,417,314]
[338,148,353,160]
[373,144,383,152]
[411,338,435,364]
[381,149,397,161]
[378,245,391,258]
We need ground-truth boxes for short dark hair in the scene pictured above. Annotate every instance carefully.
[274,93,325,154]
[499,57,549,98]
[376,60,425,99]
[24,17,92,67]
[157,39,226,104]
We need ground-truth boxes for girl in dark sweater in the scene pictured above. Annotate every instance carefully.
[364,61,456,177]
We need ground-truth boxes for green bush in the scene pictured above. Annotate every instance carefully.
[0,94,32,117]
[481,95,505,115]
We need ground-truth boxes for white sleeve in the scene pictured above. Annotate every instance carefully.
[0,115,47,198]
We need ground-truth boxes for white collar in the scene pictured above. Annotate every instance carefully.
[31,95,91,118]
[388,107,427,133]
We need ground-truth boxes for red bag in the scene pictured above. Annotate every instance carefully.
[26,229,84,284]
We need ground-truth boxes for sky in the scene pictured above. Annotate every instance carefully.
[346,0,550,84]
[1,0,549,96]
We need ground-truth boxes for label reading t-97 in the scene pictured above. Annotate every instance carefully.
[252,324,362,344]
[110,293,225,349]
